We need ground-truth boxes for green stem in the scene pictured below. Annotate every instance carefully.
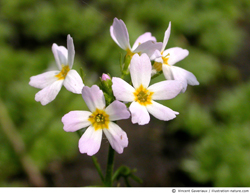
[104,145,115,187]
[91,156,105,183]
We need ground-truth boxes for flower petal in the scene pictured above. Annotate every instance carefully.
[67,34,75,68]
[29,71,60,89]
[52,44,61,69]
[35,79,63,105]
[63,70,84,94]
[146,101,179,121]
[163,47,189,66]
[110,18,130,50]
[150,49,162,61]
[133,41,162,58]
[130,53,152,89]
[52,43,68,69]
[105,100,130,121]
[129,101,150,125]
[103,122,128,154]
[62,111,91,132]
[78,126,103,156]
[131,32,156,51]
[112,77,135,102]
[171,66,199,92]
[148,80,182,100]
[162,22,171,52]
[162,64,173,80]
[82,85,106,112]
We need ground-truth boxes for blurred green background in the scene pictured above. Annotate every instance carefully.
[0,0,250,187]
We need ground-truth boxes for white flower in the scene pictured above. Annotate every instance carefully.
[29,34,84,105]
[110,18,162,59]
[153,22,199,92]
[112,53,183,125]
[62,85,130,156]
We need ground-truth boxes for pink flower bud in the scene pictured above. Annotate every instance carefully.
[101,73,111,81]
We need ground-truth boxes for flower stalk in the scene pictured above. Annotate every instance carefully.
[104,145,115,186]
[92,156,105,183]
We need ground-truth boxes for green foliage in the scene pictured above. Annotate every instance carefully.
[215,81,250,124]
[183,123,250,186]
[182,48,222,85]
[182,80,250,186]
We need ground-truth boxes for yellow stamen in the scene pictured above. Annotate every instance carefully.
[153,62,163,72]
[55,65,70,80]
[88,108,110,131]
[162,53,170,65]
[153,53,170,72]
[133,84,154,106]
[126,48,135,58]
[162,55,169,65]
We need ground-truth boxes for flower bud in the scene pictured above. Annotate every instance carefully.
[101,73,111,81]
[99,73,114,106]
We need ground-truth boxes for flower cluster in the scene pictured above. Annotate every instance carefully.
[29,18,199,156]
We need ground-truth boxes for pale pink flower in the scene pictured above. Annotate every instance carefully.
[112,53,183,125]
[101,73,111,81]
[110,18,162,59]
[29,35,84,105]
[153,22,199,92]
[62,85,130,156]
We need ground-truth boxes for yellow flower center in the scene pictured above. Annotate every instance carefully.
[88,108,110,131]
[134,84,154,106]
[153,62,163,72]
[55,65,70,80]
[152,53,170,72]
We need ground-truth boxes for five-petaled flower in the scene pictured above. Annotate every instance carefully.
[61,85,130,156]
[112,53,183,125]
[110,18,162,60]
[29,34,84,105]
[152,22,199,92]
